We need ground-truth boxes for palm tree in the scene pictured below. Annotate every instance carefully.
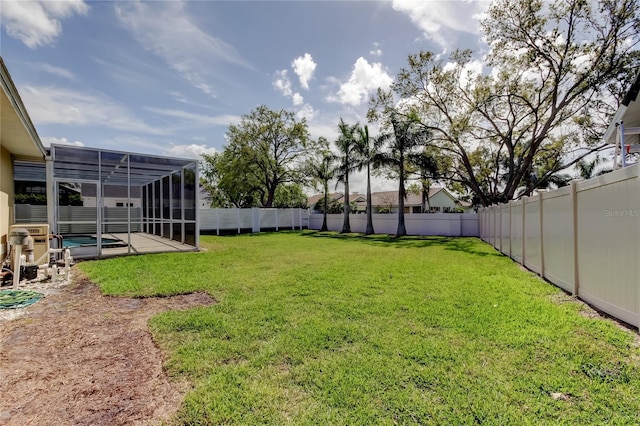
[335,118,359,233]
[306,138,335,232]
[576,155,603,180]
[353,125,380,235]
[376,113,429,236]
[409,148,440,213]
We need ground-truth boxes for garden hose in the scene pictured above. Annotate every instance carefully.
[0,290,44,309]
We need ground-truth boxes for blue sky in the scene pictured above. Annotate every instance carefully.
[1,0,490,192]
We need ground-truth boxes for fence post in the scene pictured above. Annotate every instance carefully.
[571,181,579,296]
[521,197,526,266]
[291,208,295,230]
[216,208,220,236]
[485,208,488,241]
[275,209,279,232]
[495,206,499,247]
[539,192,545,279]
[484,208,488,241]
[637,167,640,330]
[508,201,512,258]
[498,205,502,252]
[252,208,260,233]
[237,208,241,234]
[492,206,496,247]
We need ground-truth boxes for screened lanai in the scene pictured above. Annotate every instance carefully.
[14,144,199,258]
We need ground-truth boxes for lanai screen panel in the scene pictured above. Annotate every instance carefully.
[50,144,199,256]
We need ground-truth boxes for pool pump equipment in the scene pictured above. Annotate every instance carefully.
[2,225,73,287]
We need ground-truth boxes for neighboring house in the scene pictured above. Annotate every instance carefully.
[370,188,463,214]
[605,71,640,169]
[307,187,473,214]
[81,183,142,208]
[0,57,47,258]
[307,192,343,209]
[457,199,474,213]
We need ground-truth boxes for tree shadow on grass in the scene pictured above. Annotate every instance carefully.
[299,230,504,257]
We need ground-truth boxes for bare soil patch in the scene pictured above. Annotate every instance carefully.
[0,272,215,426]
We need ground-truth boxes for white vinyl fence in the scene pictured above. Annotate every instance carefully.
[309,213,479,237]
[200,208,309,234]
[14,205,142,233]
[479,164,640,329]
[15,205,309,235]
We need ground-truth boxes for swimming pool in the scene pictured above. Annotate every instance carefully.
[62,236,126,248]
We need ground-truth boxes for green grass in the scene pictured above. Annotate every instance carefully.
[79,232,640,424]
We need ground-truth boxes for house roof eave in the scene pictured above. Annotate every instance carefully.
[0,56,47,159]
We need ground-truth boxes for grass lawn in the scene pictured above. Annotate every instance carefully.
[79,232,640,424]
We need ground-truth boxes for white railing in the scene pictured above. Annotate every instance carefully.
[308,213,478,237]
[479,164,640,329]
[199,208,309,234]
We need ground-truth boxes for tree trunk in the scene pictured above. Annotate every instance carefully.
[421,181,431,213]
[321,184,328,232]
[341,173,351,233]
[365,164,374,235]
[397,164,406,237]
[264,185,276,208]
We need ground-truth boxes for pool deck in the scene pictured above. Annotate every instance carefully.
[99,233,196,257]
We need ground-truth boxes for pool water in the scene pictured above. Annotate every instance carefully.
[62,236,125,248]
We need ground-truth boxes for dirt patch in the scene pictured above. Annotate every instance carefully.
[0,271,215,426]
[549,291,640,346]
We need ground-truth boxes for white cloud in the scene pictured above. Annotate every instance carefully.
[296,104,317,121]
[292,93,304,106]
[273,69,293,97]
[39,63,76,80]
[20,86,163,134]
[442,59,484,87]
[292,53,317,90]
[164,144,217,159]
[0,0,88,48]
[332,57,393,106]
[41,136,84,147]
[104,135,168,154]
[115,1,252,96]
[392,0,489,49]
[369,42,383,57]
[168,91,215,109]
[273,70,305,107]
[144,107,240,127]
[91,56,160,90]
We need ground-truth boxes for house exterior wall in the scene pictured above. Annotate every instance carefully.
[427,190,458,212]
[0,146,13,257]
[2,57,47,258]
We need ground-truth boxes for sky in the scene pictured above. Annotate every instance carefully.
[1,0,491,193]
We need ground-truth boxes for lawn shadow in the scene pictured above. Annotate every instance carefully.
[299,230,504,257]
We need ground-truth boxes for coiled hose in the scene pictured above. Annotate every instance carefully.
[0,290,44,309]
